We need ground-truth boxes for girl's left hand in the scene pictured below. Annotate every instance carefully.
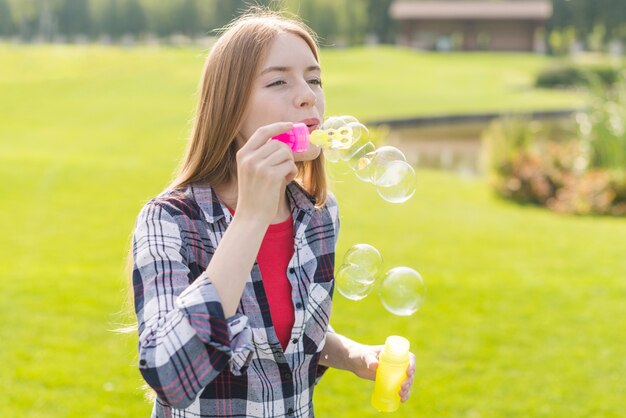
[350,344,416,403]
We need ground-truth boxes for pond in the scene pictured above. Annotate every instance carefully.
[377,110,578,177]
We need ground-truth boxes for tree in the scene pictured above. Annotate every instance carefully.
[602,0,626,42]
[101,0,121,38]
[124,0,147,36]
[365,0,394,43]
[0,0,15,36]
[176,0,198,36]
[214,0,246,28]
[58,0,90,38]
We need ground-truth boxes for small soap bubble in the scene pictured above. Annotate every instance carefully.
[335,263,376,301]
[370,146,407,175]
[345,121,369,143]
[374,160,417,203]
[338,115,359,124]
[320,116,343,130]
[348,142,376,181]
[344,244,383,278]
[323,146,343,163]
[368,146,407,183]
[379,267,426,316]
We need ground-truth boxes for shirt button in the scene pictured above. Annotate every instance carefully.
[283,371,292,381]
[139,359,147,367]
[292,338,299,344]
[287,407,294,416]
[295,302,303,309]
[289,267,295,274]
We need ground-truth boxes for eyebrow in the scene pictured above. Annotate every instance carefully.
[259,65,321,76]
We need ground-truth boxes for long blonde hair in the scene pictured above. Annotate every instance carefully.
[168,10,328,207]
[121,9,328,332]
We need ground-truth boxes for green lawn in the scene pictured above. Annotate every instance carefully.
[1,44,625,417]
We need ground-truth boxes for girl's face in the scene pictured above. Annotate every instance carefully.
[239,32,325,161]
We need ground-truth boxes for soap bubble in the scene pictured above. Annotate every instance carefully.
[352,146,406,183]
[338,115,359,124]
[321,115,358,129]
[370,146,407,176]
[318,116,416,204]
[335,263,376,300]
[345,121,369,144]
[324,146,344,163]
[379,267,426,316]
[348,142,376,181]
[374,160,417,203]
[344,244,383,278]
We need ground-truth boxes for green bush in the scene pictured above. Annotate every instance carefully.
[484,119,626,216]
[576,72,626,169]
[535,64,621,89]
[484,72,626,216]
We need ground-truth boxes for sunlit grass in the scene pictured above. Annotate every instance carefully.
[1,44,624,417]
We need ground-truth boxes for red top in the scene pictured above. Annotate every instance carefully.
[228,208,295,350]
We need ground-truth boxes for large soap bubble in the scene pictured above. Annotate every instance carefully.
[348,142,377,181]
[344,243,383,278]
[374,160,417,203]
[335,263,376,301]
[378,267,426,316]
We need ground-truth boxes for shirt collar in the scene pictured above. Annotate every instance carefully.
[189,181,316,225]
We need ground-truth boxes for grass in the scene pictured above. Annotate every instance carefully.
[322,46,586,120]
[1,44,625,417]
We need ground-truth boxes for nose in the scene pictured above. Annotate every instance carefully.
[294,81,316,108]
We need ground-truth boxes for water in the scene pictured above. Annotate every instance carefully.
[381,112,576,177]
[385,121,486,176]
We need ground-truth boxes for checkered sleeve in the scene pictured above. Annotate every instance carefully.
[132,201,253,409]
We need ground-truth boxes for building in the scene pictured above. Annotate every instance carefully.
[390,1,552,52]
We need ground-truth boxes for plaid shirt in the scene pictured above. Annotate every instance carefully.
[132,182,339,417]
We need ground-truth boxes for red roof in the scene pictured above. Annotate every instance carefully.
[390,1,552,20]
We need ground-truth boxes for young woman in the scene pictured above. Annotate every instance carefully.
[131,10,415,417]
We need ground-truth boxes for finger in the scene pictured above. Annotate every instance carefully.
[259,144,295,167]
[400,377,414,392]
[401,390,411,403]
[400,381,413,402]
[252,137,293,160]
[273,159,298,182]
[407,353,416,377]
[240,122,293,153]
[237,140,292,178]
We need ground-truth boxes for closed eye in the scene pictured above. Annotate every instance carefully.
[267,80,286,87]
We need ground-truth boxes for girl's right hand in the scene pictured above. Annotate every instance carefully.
[235,122,297,225]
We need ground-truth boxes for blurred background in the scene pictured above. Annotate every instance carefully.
[1,0,625,417]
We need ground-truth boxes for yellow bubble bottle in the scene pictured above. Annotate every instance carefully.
[371,336,410,413]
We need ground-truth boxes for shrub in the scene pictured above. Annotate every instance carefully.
[576,73,626,170]
[535,64,621,89]
[483,69,626,216]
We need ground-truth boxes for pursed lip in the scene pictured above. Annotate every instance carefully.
[298,118,321,133]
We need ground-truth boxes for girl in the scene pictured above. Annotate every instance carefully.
[131,10,415,417]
